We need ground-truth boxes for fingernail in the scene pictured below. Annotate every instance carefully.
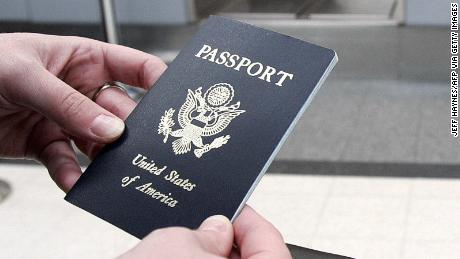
[90,114,125,139]
[200,215,230,232]
[200,215,231,232]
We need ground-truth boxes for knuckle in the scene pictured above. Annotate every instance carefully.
[60,91,88,118]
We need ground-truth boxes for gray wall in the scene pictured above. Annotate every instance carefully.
[0,0,194,24]
[0,0,454,26]
[115,0,194,24]
[406,0,451,26]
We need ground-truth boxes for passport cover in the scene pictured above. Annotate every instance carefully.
[65,16,337,238]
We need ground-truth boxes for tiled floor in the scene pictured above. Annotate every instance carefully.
[251,174,460,259]
[1,164,460,258]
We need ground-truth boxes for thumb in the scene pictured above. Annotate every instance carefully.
[23,68,124,143]
[118,215,234,259]
[194,215,234,257]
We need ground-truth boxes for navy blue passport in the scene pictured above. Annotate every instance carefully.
[65,16,337,238]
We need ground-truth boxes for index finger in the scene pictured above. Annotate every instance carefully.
[233,206,292,259]
[99,41,167,89]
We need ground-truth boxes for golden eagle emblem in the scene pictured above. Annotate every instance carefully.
[158,83,245,158]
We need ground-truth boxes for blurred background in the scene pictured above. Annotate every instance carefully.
[0,0,458,258]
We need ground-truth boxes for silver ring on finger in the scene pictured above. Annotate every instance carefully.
[92,82,128,101]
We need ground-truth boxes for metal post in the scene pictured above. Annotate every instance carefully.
[0,180,11,204]
[99,0,119,44]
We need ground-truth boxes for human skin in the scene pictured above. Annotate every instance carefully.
[0,32,167,192]
[0,33,291,259]
[119,206,291,259]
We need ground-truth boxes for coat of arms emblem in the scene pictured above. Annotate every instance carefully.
[158,83,245,158]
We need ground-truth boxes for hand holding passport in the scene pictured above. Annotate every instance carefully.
[119,206,291,258]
